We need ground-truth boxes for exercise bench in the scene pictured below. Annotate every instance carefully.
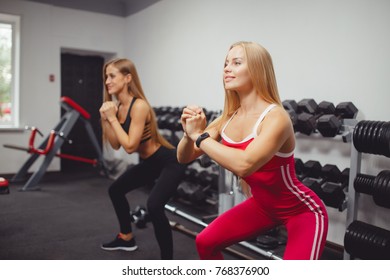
[4,96,108,191]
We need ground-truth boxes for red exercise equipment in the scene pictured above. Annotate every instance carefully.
[0,177,10,194]
[3,96,108,191]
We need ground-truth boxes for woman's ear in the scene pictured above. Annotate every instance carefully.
[126,73,132,84]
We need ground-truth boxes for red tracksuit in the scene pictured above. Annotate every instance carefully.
[196,105,328,260]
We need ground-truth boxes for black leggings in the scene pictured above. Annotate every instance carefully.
[108,146,186,259]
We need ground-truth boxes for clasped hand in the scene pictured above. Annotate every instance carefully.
[180,105,207,142]
[99,101,118,123]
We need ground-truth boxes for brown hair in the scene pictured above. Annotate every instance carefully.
[102,58,174,149]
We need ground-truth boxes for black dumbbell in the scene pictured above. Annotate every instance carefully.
[159,129,180,147]
[153,106,162,116]
[295,159,322,180]
[300,163,347,209]
[167,106,182,117]
[184,167,198,183]
[130,206,150,229]
[160,114,180,131]
[157,113,171,129]
[158,113,181,145]
[321,182,346,210]
[153,106,171,117]
[294,158,304,175]
[197,154,217,168]
[297,159,326,196]
[255,227,286,250]
[302,177,324,197]
[282,100,299,112]
[166,115,181,132]
[156,106,180,127]
[321,164,343,183]
[354,170,390,208]
[203,108,212,121]
[317,164,347,210]
[297,99,319,114]
[198,170,219,190]
[296,100,336,135]
[178,167,218,203]
[283,100,299,131]
[255,235,281,250]
[316,102,358,137]
[177,166,205,203]
[176,181,207,204]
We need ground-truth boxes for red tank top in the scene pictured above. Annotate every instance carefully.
[221,104,323,219]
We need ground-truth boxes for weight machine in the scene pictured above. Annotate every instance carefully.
[4,96,108,191]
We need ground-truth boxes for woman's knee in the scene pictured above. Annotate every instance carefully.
[146,198,164,219]
[195,230,213,251]
[108,183,124,200]
[195,230,223,259]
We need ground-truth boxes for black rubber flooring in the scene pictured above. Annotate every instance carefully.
[0,171,342,260]
[0,171,258,260]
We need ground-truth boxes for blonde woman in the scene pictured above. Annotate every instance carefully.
[100,58,185,259]
[177,42,328,260]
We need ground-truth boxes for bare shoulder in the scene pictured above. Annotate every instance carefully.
[269,105,289,118]
[133,98,149,111]
[131,98,150,119]
[263,105,291,127]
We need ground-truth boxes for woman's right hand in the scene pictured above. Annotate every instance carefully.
[180,105,202,134]
[100,101,118,123]
[99,105,107,121]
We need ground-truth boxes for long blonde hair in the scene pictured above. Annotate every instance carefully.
[102,58,174,149]
[209,41,282,131]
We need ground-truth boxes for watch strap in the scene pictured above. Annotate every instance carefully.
[196,132,210,148]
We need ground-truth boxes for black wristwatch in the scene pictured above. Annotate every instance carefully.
[195,132,210,148]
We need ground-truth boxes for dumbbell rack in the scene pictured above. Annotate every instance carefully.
[343,121,390,260]
[298,118,358,210]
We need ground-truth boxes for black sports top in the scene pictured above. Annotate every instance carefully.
[119,97,152,144]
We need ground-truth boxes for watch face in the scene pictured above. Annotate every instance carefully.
[196,132,210,147]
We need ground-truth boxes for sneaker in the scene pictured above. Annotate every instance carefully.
[101,235,138,252]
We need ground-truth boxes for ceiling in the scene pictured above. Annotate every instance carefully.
[24,0,162,17]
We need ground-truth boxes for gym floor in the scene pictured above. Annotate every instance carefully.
[0,170,343,260]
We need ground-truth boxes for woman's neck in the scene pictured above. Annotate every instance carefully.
[237,90,269,116]
[117,91,133,106]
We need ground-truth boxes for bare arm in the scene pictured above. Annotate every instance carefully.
[100,101,121,149]
[177,120,220,163]
[186,107,294,177]
[101,99,149,154]
[176,106,220,163]
[102,119,121,150]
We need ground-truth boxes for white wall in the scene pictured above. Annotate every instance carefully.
[0,0,389,248]
[123,0,390,245]
[0,0,126,173]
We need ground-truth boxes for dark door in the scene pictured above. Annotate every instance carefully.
[60,53,104,173]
